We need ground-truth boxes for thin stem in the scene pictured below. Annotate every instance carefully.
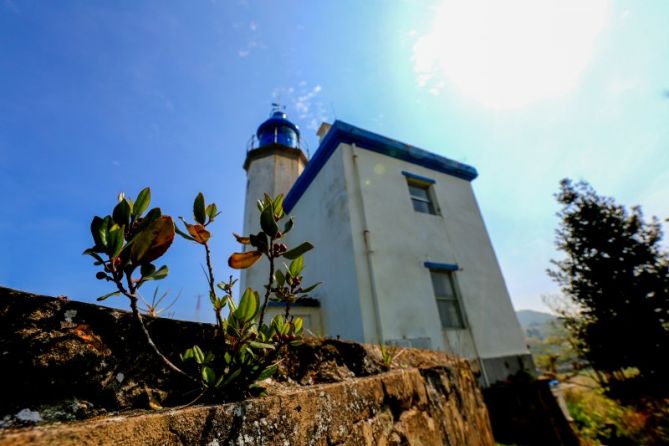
[258,239,275,328]
[203,242,223,329]
[284,301,290,320]
[176,387,208,409]
[118,275,196,382]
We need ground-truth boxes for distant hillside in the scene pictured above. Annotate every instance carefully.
[516,310,558,340]
[516,310,557,327]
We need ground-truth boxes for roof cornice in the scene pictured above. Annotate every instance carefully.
[284,120,478,212]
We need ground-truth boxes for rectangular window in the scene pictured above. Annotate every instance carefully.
[430,270,465,329]
[402,171,438,215]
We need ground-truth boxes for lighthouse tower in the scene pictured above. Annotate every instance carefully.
[240,106,308,291]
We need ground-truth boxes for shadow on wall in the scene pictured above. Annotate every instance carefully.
[483,378,580,446]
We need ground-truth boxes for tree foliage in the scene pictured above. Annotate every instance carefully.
[548,179,669,393]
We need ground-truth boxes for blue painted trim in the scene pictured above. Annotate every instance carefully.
[424,261,459,271]
[402,171,436,184]
[284,120,478,212]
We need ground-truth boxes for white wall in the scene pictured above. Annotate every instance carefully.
[284,148,368,342]
[242,139,528,367]
[335,143,528,360]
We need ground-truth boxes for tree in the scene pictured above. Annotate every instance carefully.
[548,179,669,395]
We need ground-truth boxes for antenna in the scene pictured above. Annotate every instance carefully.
[271,102,286,115]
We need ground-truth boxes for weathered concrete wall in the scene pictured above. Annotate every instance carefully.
[1,366,494,446]
[0,287,495,445]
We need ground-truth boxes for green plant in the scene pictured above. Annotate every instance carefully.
[549,179,669,393]
[379,343,400,369]
[565,385,647,445]
[86,189,320,401]
[228,193,317,327]
[140,286,180,318]
[83,187,191,379]
[174,192,226,328]
[180,288,276,396]
[179,192,319,397]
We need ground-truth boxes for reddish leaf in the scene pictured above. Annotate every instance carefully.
[228,250,262,269]
[131,216,175,264]
[187,223,211,244]
[233,233,251,245]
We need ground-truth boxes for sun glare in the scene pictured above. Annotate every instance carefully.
[413,0,610,109]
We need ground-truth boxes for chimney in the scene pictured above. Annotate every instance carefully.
[317,122,332,142]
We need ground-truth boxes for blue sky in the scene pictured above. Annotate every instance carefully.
[1,0,668,322]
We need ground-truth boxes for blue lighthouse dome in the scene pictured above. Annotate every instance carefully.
[256,109,300,149]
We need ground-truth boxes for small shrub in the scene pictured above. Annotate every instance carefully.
[379,343,400,369]
[565,385,647,445]
[85,189,320,401]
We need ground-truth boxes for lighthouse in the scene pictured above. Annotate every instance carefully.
[238,109,533,385]
[240,106,308,292]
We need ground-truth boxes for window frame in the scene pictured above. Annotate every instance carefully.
[402,171,439,215]
[425,263,466,330]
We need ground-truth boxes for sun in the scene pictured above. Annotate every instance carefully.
[413,0,610,109]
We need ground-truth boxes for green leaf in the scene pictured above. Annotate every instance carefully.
[293,317,303,334]
[193,192,206,225]
[180,348,194,362]
[206,203,219,223]
[249,232,269,254]
[202,366,216,386]
[83,249,105,265]
[234,288,258,322]
[108,224,125,258]
[283,217,294,235]
[112,199,131,227]
[273,194,284,219]
[260,205,280,237]
[140,263,156,277]
[97,291,121,301]
[275,270,285,287]
[283,242,314,260]
[300,282,321,293]
[258,364,278,381]
[90,216,106,249]
[193,345,205,364]
[175,224,196,241]
[142,208,162,227]
[215,368,241,389]
[143,265,168,281]
[289,256,304,277]
[92,216,112,251]
[248,341,275,350]
[271,315,285,334]
[133,187,151,217]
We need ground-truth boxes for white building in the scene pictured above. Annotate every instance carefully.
[241,109,532,385]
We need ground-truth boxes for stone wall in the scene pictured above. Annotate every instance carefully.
[0,287,495,445]
[1,366,493,446]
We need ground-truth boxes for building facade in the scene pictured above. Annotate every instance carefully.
[241,111,532,385]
